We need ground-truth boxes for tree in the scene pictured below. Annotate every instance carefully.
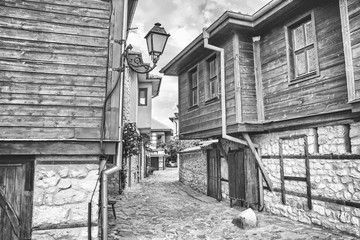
[164,137,200,162]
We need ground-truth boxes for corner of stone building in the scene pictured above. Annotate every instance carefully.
[32,159,100,240]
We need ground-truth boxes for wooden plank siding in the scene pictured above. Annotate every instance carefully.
[348,0,360,98]
[179,36,240,139]
[0,0,110,141]
[260,1,349,121]
[237,34,257,122]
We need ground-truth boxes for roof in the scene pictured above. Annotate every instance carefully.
[160,0,312,76]
[151,119,172,132]
[180,140,218,153]
[169,113,179,122]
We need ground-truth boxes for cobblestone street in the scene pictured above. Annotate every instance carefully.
[108,168,358,240]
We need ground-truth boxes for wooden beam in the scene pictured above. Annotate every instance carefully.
[252,36,264,121]
[339,0,356,101]
[216,142,228,158]
[0,141,116,155]
[257,166,264,210]
[279,139,286,204]
[304,137,313,210]
[233,33,242,123]
[242,133,273,191]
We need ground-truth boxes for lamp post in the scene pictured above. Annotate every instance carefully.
[124,23,170,74]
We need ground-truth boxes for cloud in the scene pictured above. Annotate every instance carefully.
[128,0,271,128]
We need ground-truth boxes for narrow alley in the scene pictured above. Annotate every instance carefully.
[108,169,357,240]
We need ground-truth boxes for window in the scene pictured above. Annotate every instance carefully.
[207,56,219,100]
[138,88,147,106]
[189,67,198,107]
[286,12,318,82]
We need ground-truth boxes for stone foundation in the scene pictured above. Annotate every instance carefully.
[253,124,360,236]
[33,160,99,240]
[178,124,360,237]
[179,150,207,195]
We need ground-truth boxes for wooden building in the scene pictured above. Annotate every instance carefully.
[0,0,138,239]
[162,0,360,236]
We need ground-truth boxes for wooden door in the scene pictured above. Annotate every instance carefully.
[228,149,258,207]
[0,156,34,240]
[151,157,159,170]
[207,149,220,200]
[228,149,245,201]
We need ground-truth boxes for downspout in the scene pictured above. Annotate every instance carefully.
[101,0,128,239]
[202,29,273,191]
[202,29,248,146]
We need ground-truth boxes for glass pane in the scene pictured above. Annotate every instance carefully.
[210,79,217,97]
[192,71,197,88]
[307,47,316,72]
[209,59,216,78]
[293,25,305,51]
[139,90,146,105]
[193,89,197,105]
[305,21,314,45]
[295,52,306,76]
[151,34,167,54]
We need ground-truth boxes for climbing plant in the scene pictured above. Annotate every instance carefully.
[120,122,145,193]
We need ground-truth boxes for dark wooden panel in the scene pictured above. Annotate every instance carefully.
[0,93,104,107]
[0,115,101,128]
[0,28,108,47]
[0,71,106,87]
[5,0,109,18]
[0,141,116,155]
[0,127,75,139]
[0,48,107,67]
[0,6,109,28]
[0,38,108,58]
[0,82,105,97]
[0,16,108,37]
[0,59,106,77]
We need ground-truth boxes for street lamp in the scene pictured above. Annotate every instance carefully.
[124,23,170,74]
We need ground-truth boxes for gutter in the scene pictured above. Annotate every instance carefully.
[101,0,128,238]
[202,29,273,191]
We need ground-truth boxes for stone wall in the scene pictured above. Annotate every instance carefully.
[252,124,360,236]
[179,150,207,195]
[32,161,99,240]
[123,67,132,123]
[127,155,140,188]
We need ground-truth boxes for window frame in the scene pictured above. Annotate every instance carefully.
[188,66,199,108]
[138,88,148,106]
[285,10,319,84]
[205,54,220,103]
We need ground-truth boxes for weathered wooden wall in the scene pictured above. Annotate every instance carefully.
[236,34,257,122]
[348,0,360,98]
[0,0,110,140]
[260,1,349,121]
[178,37,235,139]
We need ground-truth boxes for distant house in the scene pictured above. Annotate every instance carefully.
[0,0,138,239]
[107,59,163,190]
[149,119,173,170]
[169,112,179,137]
[161,0,360,236]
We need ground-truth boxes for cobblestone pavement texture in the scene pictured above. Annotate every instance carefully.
[108,168,358,240]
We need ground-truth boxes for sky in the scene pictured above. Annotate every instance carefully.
[127,0,270,128]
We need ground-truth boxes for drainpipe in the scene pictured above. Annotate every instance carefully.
[202,29,248,146]
[101,0,128,239]
[202,29,273,191]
